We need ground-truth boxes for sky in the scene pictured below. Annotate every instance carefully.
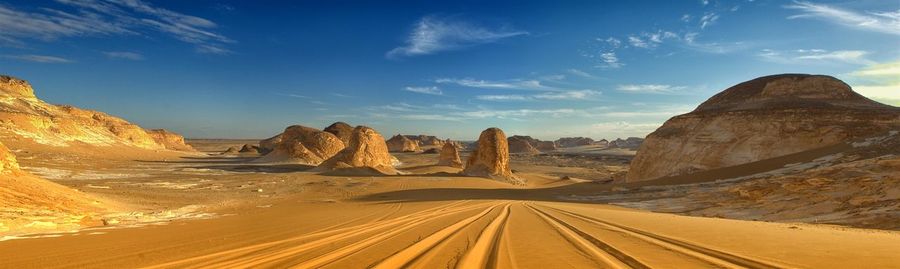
[0,0,898,140]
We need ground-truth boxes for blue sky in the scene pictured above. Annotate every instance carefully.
[1,0,898,140]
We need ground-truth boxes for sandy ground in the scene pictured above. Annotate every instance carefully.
[1,140,898,268]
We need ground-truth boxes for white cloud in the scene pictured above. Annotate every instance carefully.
[404,86,443,95]
[681,14,692,22]
[476,95,529,101]
[628,36,651,48]
[597,52,623,68]
[387,16,527,58]
[567,68,597,79]
[700,12,720,29]
[456,108,576,119]
[849,61,900,106]
[786,1,900,36]
[103,51,143,60]
[3,54,73,63]
[590,121,661,137]
[0,1,232,53]
[435,78,557,91]
[617,84,686,94]
[534,90,601,100]
[758,49,875,65]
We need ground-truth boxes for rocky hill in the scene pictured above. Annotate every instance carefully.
[0,75,192,152]
[628,74,900,182]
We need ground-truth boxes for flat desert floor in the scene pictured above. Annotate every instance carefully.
[1,140,898,269]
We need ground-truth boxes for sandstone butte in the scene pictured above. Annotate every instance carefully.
[436,140,463,168]
[315,126,399,175]
[386,134,421,152]
[627,74,900,182]
[254,125,344,165]
[463,127,521,184]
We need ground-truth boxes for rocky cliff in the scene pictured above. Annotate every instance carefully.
[627,74,900,182]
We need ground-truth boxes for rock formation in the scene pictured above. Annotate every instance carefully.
[555,137,595,147]
[258,133,283,155]
[0,75,191,151]
[596,139,610,147]
[403,135,443,147]
[221,146,240,155]
[507,136,540,154]
[609,137,643,149]
[628,74,900,182]
[422,148,439,154]
[386,134,421,152]
[254,125,344,165]
[324,122,354,145]
[239,144,259,153]
[315,126,398,175]
[147,129,195,151]
[437,141,463,168]
[463,128,520,183]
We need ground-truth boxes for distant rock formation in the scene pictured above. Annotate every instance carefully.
[596,139,609,147]
[147,129,195,151]
[403,135,443,147]
[422,148,439,154]
[507,136,540,154]
[221,146,240,155]
[239,144,259,153]
[254,125,344,165]
[258,133,283,155]
[463,128,520,183]
[609,137,644,149]
[507,135,555,153]
[324,122,354,145]
[555,137,595,148]
[437,141,463,168]
[386,134,421,152]
[315,126,398,175]
[0,75,191,151]
[628,74,900,182]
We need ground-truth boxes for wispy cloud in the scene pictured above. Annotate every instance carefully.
[435,78,558,91]
[617,84,686,94]
[597,52,623,68]
[476,94,529,101]
[848,61,900,106]
[0,0,233,53]
[699,12,720,29]
[387,15,527,58]
[331,93,355,98]
[476,90,601,101]
[567,69,598,79]
[3,54,73,63]
[758,49,875,65]
[786,1,900,36]
[103,51,144,60]
[404,86,443,95]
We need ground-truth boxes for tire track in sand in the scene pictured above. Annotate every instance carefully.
[455,202,512,269]
[147,201,471,269]
[371,202,510,269]
[537,204,788,269]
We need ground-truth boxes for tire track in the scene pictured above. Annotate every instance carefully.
[538,203,788,269]
[147,201,471,269]
[525,203,643,269]
[371,203,509,269]
[456,203,511,269]
[210,201,494,268]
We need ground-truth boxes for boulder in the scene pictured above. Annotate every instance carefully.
[627,74,900,182]
[463,128,520,183]
[254,125,344,165]
[315,126,398,175]
[324,122,354,145]
[437,141,463,168]
[386,134,421,152]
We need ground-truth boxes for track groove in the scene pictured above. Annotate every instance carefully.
[456,202,512,269]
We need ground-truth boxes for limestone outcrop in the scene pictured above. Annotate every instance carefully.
[555,137,595,147]
[324,122,354,145]
[147,129,195,151]
[315,126,398,175]
[627,74,900,182]
[386,134,421,152]
[254,125,344,165]
[437,141,463,168]
[403,135,443,147]
[258,134,283,155]
[463,128,520,183]
[507,136,540,154]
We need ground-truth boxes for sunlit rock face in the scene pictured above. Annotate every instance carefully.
[254,125,344,165]
[464,128,521,184]
[628,74,900,182]
[437,140,463,168]
[316,126,398,175]
[0,75,190,150]
[386,134,420,152]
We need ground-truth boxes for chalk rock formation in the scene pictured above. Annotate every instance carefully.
[386,134,421,152]
[315,126,398,175]
[324,122,354,145]
[147,129,195,151]
[239,144,259,153]
[463,128,520,183]
[0,75,190,151]
[555,137,595,147]
[403,135,443,147]
[437,141,463,168]
[507,136,540,154]
[221,146,240,155]
[609,137,643,149]
[628,74,900,182]
[508,135,555,153]
[258,134,283,155]
[254,125,344,165]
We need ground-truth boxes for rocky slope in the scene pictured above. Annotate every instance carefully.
[507,135,556,153]
[507,136,540,154]
[0,75,191,152]
[254,125,344,165]
[628,74,900,182]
